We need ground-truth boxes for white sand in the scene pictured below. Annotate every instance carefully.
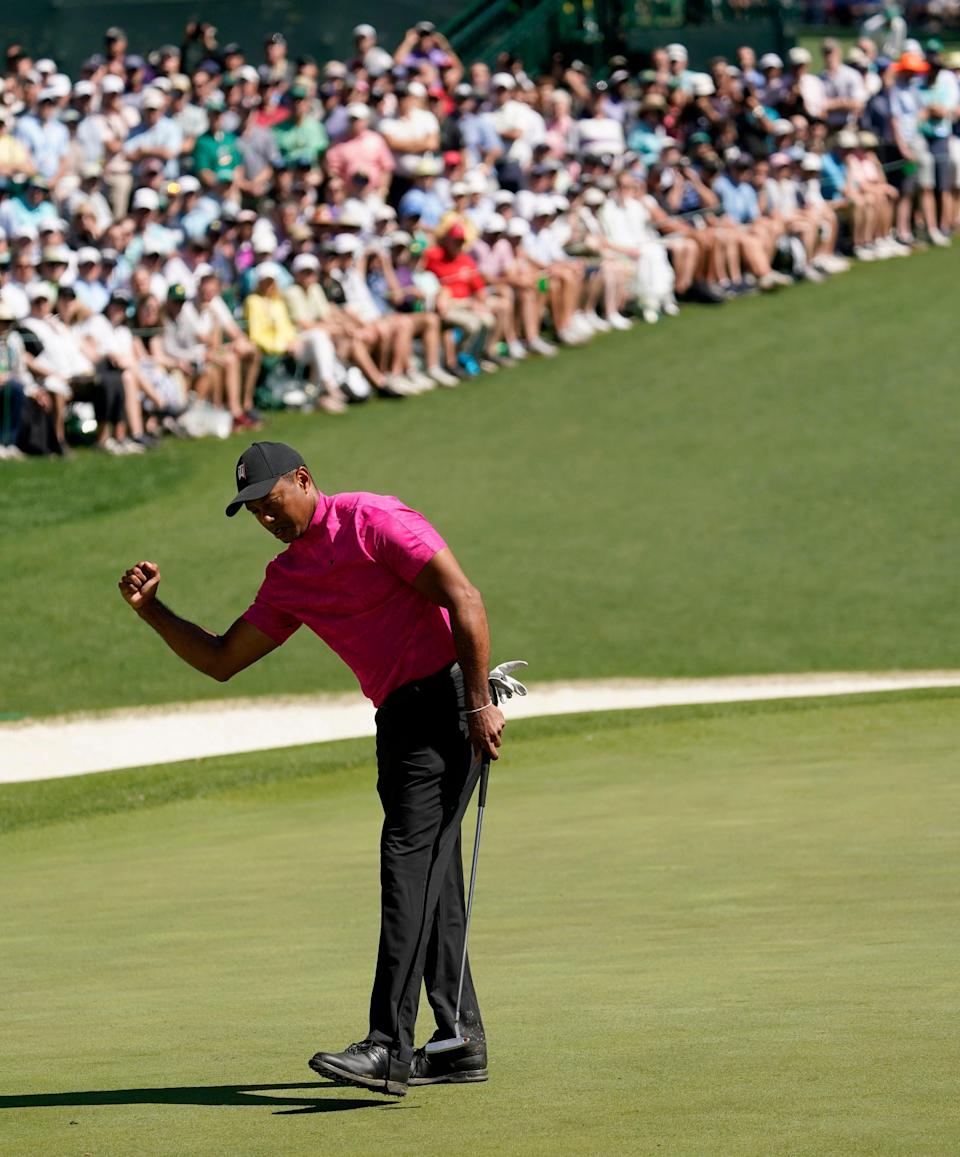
[3,670,960,784]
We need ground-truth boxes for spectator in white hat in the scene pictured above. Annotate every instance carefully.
[350,24,378,73]
[193,266,263,418]
[378,83,441,180]
[283,251,372,400]
[470,212,541,359]
[787,46,826,121]
[82,75,135,216]
[666,43,694,92]
[15,88,70,181]
[124,87,183,179]
[520,195,593,343]
[325,104,396,198]
[73,247,110,313]
[0,300,34,459]
[491,72,545,186]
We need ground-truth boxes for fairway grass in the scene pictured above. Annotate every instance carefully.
[3,695,959,1155]
[4,246,960,718]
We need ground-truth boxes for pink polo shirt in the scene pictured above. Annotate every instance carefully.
[243,492,457,706]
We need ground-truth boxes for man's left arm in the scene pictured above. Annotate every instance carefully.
[412,547,505,760]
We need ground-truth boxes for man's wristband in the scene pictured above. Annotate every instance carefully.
[463,701,494,715]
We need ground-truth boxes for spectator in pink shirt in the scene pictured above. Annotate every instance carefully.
[324,104,395,198]
[472,213,548,358]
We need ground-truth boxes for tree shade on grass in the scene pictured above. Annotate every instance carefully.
[4,247,960,718]
[2,694,959,1155]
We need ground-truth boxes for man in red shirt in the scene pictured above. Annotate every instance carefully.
[423,222,511,372]
[119,442,507,1097]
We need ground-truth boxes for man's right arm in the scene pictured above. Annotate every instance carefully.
[119,560,279,682]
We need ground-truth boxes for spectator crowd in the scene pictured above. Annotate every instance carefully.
[0,19,958,460]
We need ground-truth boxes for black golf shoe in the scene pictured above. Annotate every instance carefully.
[308,1039,409,1097]
[409,1037,488,1085]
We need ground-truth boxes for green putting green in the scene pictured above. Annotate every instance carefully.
[2,694,959,1155]
[3,247,960,718]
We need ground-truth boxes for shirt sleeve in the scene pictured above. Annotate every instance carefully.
[360,501,448,585]
[242,567,302,645]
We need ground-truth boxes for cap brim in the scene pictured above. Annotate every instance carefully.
[225,476,280,517]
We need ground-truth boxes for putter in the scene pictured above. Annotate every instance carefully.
[425,750,492,1055]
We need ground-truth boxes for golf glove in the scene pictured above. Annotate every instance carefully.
[488,660,528,701]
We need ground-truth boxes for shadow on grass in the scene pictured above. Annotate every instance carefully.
[0,1081,399,1115]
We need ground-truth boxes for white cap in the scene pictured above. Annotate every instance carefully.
[239,65,260,84]
[346,102,371,120]
[252,233,277,254]
[450,181,469,197]
[364,48,394,77]
[491,72,516,90]
[483,212,506,233]
[14,224,38,241]
[194,262,216,279]
[151,77,172,93]
[43,244,72,263]
[76,246,101,265]
[177,174,201,194]
[291,252,320,272]
[131,187,160,211]
[800,153,822,172]
[691,75,715,97]
[38,218,67,233]
[36,58,56,74]
[506,217,529,238]
[73,80,95,98]
[385,230,412,247]
[255,261,283,284]
[374,204,396,222]
[789,46,812,66]
[758,53,784,70]
[836,128,860,150]
[332,233,361,255]
[28,283,56,302]
[666,43,688,62]
[552,194,570,212]
[493,189,515,205]
[353,23,376,38]
[141,88,167,109]
[38,87,59,103]
[406,81,427,98]
[101,75,124,95]
[533,194,556,217]
[464,170,487,194]
[583,186,605,207]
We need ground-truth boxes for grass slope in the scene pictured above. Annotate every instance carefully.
[2,696,960,1155]
[4,248,960,717]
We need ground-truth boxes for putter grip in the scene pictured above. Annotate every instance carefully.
[478,755,490,807]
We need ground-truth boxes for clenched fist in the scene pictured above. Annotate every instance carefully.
[119,561,161,612]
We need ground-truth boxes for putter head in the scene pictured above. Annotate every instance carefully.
[424,1033,468,1055]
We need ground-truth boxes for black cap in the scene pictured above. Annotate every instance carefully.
[226,441,305,516]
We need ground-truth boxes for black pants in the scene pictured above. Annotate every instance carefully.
[368,664,484,1065]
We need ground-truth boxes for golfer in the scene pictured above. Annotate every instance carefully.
[118,441,507,1097]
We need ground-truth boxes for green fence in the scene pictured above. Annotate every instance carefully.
[0,0,465,75]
